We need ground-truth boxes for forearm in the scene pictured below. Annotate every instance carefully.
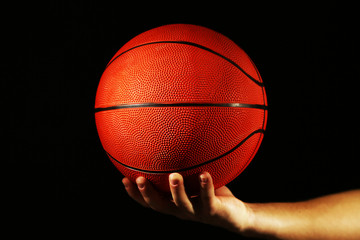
[243,190,360,240]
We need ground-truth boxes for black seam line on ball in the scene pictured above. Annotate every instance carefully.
[105,41,264,87]
[94,103,268,113]
[104,129,264,174]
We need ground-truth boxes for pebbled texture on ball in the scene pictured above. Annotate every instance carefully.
[95,43,264,109]
[108,24,261,83]
[95,24,268,194]
[95,107,265,171]
[108,131,264,195]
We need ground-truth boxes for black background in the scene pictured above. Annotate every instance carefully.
[3,1,359,238]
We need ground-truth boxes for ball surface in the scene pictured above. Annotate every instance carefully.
[95,24,268,194]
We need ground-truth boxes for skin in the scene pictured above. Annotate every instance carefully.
[122,172,360,240]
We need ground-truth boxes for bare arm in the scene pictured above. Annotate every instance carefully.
[246,189,360,239]
[122,172,360,240]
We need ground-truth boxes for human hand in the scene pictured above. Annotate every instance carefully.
[122,172,253,234]
[123,172,360,239]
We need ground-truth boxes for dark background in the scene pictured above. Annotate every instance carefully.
[3,1,359,238]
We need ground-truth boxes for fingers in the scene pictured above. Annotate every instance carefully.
[123,172,221,222]
[199,172,217,213]
[169,173,194,215]
[135,176,178,215]
[122,177,148,208]
[123,176,178,215]
[199,172,215,199]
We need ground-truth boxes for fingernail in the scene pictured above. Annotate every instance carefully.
[200,174,208,184]
[137,183,145,190]
[170,178,179,187]
[136,177,145,190]
[169,173,180,187]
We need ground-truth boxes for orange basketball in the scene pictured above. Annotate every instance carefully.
[95,24,268,194]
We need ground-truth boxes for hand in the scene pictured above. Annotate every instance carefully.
[122,173,360,239]
[122,172,253,234]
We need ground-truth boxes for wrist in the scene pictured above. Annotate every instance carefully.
[239,202,258,236]
[222,200,257,235]
[240,203,281,239]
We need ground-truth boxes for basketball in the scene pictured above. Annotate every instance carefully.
[95,24,268,194]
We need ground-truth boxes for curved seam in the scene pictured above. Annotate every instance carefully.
[105,41,264,87]
[105,129,265,174]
